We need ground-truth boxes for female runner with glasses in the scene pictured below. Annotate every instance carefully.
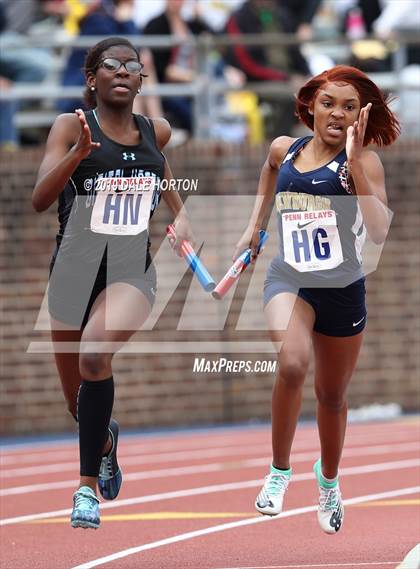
[32,37,192,529]
[234,65,400,534]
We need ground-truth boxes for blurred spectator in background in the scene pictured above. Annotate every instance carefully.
[143,0,211,133]
[143,0,244,134]
[59,0,139,113]
[0,76,18,150]
[0,0,54,84]
[339,1,387,71]
[372,0,420,138]
[372,0,420,65]
[195,0,243,32]
[134,0,243,33]
[339,0,420,71]
[358,0,382,34]
[276,0,323,41]
[63,0,90,36]
[341,0,420,53]
[0,0,58,148]
[336,0,420,137]
[223,0,313,135]
[339,0,382,37]
[0,3,17,149]
[59,0,163,119]
[224,0,311,82]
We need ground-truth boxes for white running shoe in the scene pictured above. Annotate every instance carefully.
[255,466,291,516]
[70,486,100,529]
[314,459,344,534]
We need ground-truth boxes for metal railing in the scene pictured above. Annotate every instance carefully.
[1,32,418,138]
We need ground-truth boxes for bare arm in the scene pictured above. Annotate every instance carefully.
[151,118,194,253]
[347,103,390,244]
[32,110,100,212]
[233,136,294,260]
[161,158,186,218]
[349,152,389,244]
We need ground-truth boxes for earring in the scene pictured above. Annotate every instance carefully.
[90,86,95,92]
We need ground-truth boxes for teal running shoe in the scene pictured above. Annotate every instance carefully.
[314,459,344,534]
[70,486,100,529]
[98,418,122,500]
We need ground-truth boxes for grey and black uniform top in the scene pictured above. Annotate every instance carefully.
[264,136,368,337]
[48,110,165,328]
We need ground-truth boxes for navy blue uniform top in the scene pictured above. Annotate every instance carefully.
[54,110,165,268]
[274,136,366,288]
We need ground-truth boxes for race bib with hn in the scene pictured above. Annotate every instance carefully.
[282,209,343,272]
[90,176,155,235]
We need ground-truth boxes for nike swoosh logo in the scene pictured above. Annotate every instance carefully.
[312,179,327,185]
[352,316,365,327]
[297,220,315,229]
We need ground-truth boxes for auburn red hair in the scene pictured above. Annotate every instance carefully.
[295,65,400,146]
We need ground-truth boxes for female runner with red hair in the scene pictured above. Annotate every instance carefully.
[235,65,400,534]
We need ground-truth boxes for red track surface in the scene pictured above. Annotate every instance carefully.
[1,418,419,569]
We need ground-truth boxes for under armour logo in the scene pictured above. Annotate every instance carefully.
[122,152,136,161]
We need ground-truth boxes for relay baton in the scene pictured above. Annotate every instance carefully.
[166,224,216,292]
[212,230,269,300]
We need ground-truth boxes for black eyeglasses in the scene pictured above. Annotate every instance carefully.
[97,58,145,76]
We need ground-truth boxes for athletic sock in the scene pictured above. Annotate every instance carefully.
[71,409,113,458]
[271,463,292,477]
[314,458,338,488]
[77,376,114,477]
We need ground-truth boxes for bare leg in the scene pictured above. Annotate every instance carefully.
[265,293,315,469]
[50,321,112,455]
[50,324,82,419]
[77,282,152,492]
[313,331,364,478]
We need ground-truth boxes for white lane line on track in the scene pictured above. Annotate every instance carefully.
[216,562,401,568]
[215,562,399,568]
[0,440,261,465]
[0,440,268,466]
[0,443,272,478]
[1,424,415,465]
[396,544,420,569]
[70,486,420,569]
[1,441,418,497]
[2,428,418,477]
[0,433,275,463]
[1,458,418,526]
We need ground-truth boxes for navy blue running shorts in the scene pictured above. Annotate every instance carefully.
[264,259,366,337]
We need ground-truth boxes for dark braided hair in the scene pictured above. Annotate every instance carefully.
[83,37,140,108]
